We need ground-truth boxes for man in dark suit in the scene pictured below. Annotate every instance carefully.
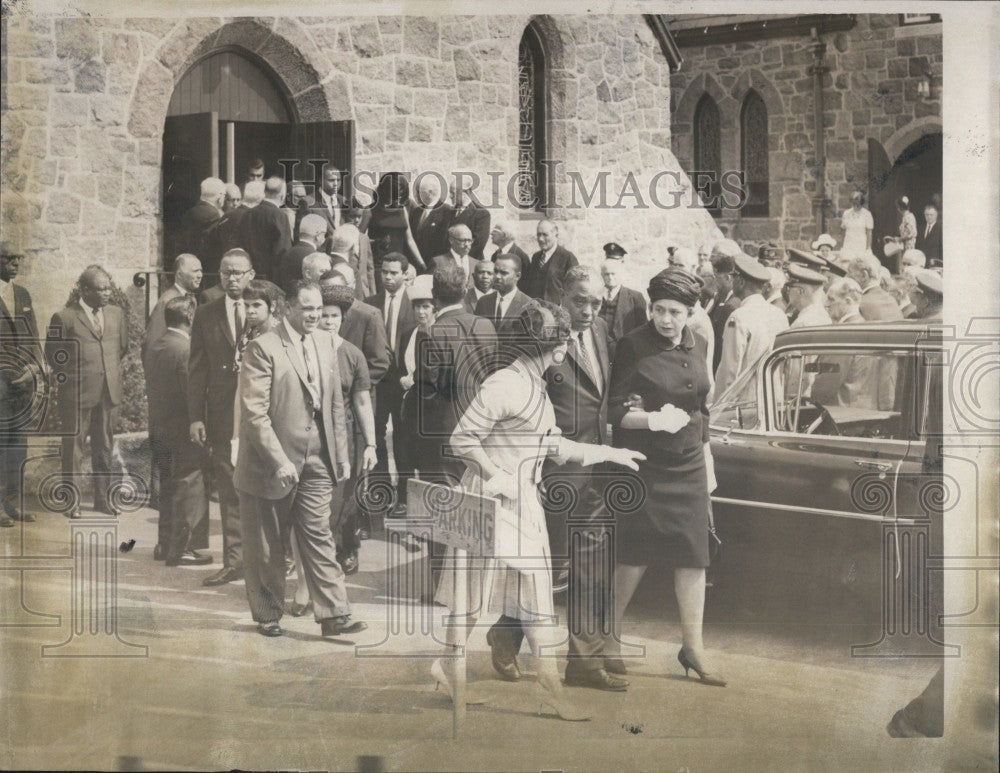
[475,253,530,341]
[464,259,494,313]
[448,180,490,260]
[142,254,203,364]
[485,266,626,691]
[428,224,476,287]
[364,252,416,511]
[488,222,530,266]
[598,258,647,363]
[708,245,740,372]
[521,219,578,303]
[915,203,942,266]
[415,263,497,490]
[188,249,255,585]
[202,181,264,277]
[175,177,224,264]
[45,265,129,518]
[234,280,365,639]
[408,176,452,269]
[0,249,42,526]
[275,214,328,292]
[145,297,212,566]
[846,253,903,322]
[241,176,292,278]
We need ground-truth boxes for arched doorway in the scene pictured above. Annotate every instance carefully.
[868,132,942,267]
[161,47,354,265]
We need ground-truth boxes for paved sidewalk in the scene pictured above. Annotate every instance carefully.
[0,502,976,771]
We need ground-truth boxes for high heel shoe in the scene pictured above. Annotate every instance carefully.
[536,675,591,721]
[677,647,727,687]
[431,659,486,705]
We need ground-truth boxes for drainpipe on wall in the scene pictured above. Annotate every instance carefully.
[807,27,829,233]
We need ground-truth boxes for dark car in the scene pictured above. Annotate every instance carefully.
[707,321,945,649]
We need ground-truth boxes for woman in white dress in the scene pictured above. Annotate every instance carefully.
[431,300,644,720]
[840,190,874,261]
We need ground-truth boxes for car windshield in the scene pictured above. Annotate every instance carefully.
[709,354,763,430]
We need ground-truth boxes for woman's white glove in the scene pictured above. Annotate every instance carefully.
[483,470,519,502]
[704,441,718,494]
[647,403,690,433]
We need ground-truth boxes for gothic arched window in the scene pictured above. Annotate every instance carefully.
[741,90,769,217]
[693,93,722,215]
[518,25,547,211]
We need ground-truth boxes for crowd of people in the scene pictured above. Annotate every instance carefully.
[0,167,945,721]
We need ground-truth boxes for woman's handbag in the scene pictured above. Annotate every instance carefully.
[883,236,904,260]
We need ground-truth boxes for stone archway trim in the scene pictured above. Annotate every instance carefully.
[883,116,942,166]
[730,69,784,119]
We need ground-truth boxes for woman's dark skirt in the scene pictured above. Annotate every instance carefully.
[615,444,711,569]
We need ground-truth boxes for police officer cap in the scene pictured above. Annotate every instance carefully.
[786,263,826,286]
[787,247,825,269]
[914,269,943,298]
[822,257,847,277]
[733,253,771,282]
[603,242,627,258]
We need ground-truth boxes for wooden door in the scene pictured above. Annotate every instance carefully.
[866,138,894,267]
[162,111,218,262]
[289,120,355,201]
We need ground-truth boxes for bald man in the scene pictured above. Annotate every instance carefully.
[448,179,490,260]
[241,176,292,277]
[177,177,224,261]
[488,222,530,267]
[408,174,452,266]
[143,254,204,364]
[521,219,579,302]
[430,224,477,288]
[276,212,328,292]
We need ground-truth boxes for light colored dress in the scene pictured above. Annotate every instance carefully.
[436,360,559,622]
[841,206,874,260]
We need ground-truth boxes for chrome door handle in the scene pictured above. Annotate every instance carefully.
[854,459,892,473]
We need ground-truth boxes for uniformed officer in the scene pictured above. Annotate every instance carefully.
[714,253,789,397]
[787,247,826,271]
[757,241,783,267]
[603,242,627,260]
[910,269,943,321]
[786,264,832,328]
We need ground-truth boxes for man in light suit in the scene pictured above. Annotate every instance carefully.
[234,280,366,638]
[364,253,416,511]
[241,177,292,278]
[145,297,211,566]
[142,254,203,364]
[429,224,477,288]
[598,258,647,363]
[188,249,255,586]
[46,265,129,518]
[447,180,490,260]
[846,253,903,322]
[1,249,42,526]
[521,219,578,303]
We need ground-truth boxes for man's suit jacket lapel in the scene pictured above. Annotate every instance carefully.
[565,333,600,395]
[72,302,101,340]
[213,297,236,349]
[277,322,313,396]
[592,320,610,386]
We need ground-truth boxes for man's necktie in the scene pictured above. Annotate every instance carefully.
[94,308,104,337]
[301,334,317,385]
[577,331,600,392]
[494,296,504,326]
[385,293,397,349]
[233,301,244,339]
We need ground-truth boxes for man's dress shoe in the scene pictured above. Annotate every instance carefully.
[320,616,367,637]
[167,550,213,567]
[257,622,283,637]
[564,668,629,692]
[485,626,521,681]
[152,544,167,561]
[201,566,243,586]
[0,514,13,528]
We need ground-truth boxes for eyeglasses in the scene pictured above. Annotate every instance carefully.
[220,269,251,279]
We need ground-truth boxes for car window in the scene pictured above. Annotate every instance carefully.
[710,358,759,431]
[768,349,914,440]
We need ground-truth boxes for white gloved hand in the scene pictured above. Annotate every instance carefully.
[647,403,690,433]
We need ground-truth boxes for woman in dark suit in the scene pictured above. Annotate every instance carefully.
[608,268,725,687]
